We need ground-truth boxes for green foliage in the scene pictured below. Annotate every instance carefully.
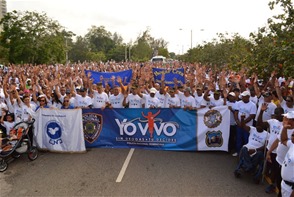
[0,10,73,64]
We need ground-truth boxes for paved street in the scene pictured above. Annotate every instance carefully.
[1,148,275,196]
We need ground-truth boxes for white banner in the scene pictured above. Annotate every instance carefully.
[35,108,86,153]
[196,106,230,151]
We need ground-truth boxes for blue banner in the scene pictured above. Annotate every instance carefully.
[152,68,185,87]
[82,108,197,151]
[85,70,132,88]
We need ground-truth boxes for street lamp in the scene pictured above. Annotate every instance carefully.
[179,28,204,50]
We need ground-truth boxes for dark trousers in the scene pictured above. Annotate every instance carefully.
[228,125,237,153]
[236,126,249,155]
[235,146,264,179]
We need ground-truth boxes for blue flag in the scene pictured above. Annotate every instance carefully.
[85,70,132,88]
[152,68,185,87]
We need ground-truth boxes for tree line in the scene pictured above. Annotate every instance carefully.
[0,0,293,79]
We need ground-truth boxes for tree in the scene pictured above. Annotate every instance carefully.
[85,26,115,59]
[0,11,74,64]
[249,0,294,77]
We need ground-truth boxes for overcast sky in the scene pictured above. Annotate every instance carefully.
[7,0,281,54]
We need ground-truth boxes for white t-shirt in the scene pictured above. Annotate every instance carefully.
[181,95,196,108]
[276,129,294,165]
[281,141,294,182]
[244,126,269,149]
[126,94,142,108]
[2,121,15,136]
[235,100,257,126]
[143,94,160,108]
[21,102,36,122]
[227,101,237,126]
[75,94,93,108]
[0,102,8,117]
[280,100,294,114]
[165,94,181,108]
[155,92,166,108]
[91,91,108,108]
[250,96,258,105]
[255,102,277,122]
[208,95,224,107]
[266,119,283,153]
[109,93,125,108]
[194,94,206,108]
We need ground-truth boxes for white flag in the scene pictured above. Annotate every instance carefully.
[196,106,230,151]
[35,108,86,153]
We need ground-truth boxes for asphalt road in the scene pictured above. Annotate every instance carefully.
[0,148,276,197]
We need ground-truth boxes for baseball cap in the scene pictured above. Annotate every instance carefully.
[184,87,191,93]
[228,92,236,97]
[283,111,294,119]
[79,87,87,92]
[241,91,250,97]
[24,89,30,93]
[150,88,157,94]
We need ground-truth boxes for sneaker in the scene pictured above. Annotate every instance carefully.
[232,152,238,157]
[265,184,276,194]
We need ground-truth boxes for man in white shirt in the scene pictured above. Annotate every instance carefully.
[234,115,269,184]
[123,85,143,108]
[257,104,284,194]
[109,85,125,108]
[165,88,181,108]
[142,88,160,109]
[255,91,277,122]
[180,87,196,110]
[90,83,109,109]
[72,87,93,109]
[279,111,294,197]
[234,90,257,156]
[193,86,207,109]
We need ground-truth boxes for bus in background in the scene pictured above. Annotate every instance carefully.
[150,56,166,63]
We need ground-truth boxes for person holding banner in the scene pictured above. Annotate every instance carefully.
[89,82,109,109]
[72,86,93,109]
[108,77,126,108]
[180,87,196,110]
[233,90,257,157]
[61,96,75,109]
[193,85,207,109]
[164,88,181,108]
[140,87,161,109]
[123,84,143,108]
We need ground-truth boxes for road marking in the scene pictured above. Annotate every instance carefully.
[116,148,135,183]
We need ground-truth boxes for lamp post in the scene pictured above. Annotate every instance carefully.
[179,28,204,51]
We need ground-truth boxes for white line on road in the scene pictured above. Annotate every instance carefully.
[116,148,135,183]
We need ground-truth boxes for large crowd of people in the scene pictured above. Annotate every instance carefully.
[0,61,293,196]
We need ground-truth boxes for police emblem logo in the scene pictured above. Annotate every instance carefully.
[83,113,103,144]
[205,130,223,147]
[203,109,222,128]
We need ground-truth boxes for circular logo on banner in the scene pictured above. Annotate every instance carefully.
[203,109,222,128]
[46,121,62,139]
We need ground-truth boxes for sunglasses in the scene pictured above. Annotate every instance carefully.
[64,100,69,102]
[286,100,293,102]
[40,100,45,102]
